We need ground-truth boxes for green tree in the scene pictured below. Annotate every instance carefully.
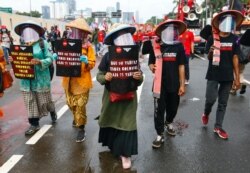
[30,11,42,17]
[85,17,94,25]
[146,16,163,25]
[166,11,177,19]
[16,10,41,18]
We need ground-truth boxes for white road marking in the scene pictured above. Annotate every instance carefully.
[189,97,200,101]
[54,76,96,120]
[194,54,206,60]
[137,74,145,103]
[57,105,69,119]
[243,79,250,86]
[25,125,52,145]
[0,155,23,173]
[0,75,99,171]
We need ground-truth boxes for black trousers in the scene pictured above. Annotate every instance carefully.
[28,118,39,126]
[154,91,180,135]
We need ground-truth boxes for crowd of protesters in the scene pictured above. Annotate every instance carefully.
[1,4,250,170]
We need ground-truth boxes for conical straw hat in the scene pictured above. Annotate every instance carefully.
[212,10,244,32]
[14,20,44,36]
[104,23,136,45]
[155,19,186,37]
[66,18,92,34]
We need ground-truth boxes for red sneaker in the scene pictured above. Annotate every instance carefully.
[214,128,229,139]
[0,108,3,117]
[201,113,209,125]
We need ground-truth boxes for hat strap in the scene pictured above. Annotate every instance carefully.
[212,32,221,66]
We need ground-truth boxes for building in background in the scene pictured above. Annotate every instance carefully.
[106,6,116,23]
[41,6,50,19]
[65,0,76,14]
[116,2,120,23]
[122,12,134,24]
[135,10,139,23]
[77,8,92,18]
[50,0,68,19]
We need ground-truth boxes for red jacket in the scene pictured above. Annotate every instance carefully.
[98,31,105,43]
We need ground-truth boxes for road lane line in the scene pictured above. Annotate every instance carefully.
[194,54,206,60]
[25,125,52,145]
[57,105,69,119]
[137,74,145,103]
[0,75,99,172]
[244,79,250,86]
[0,155,23,173]
[24,75,110,145]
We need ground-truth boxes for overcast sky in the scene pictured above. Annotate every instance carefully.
[0,0,203,22]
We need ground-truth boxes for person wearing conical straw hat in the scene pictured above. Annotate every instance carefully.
[148,19,186,149]
[9,20,57,135]
[96,23,143,169]
[60,18,96,143]
[201,10,243,140]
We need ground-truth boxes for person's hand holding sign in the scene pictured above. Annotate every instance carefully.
[8,56,13,63]
[52,53,58,60]
[31,59,41,65]
[149,64,156,73]
[105,72,113,81]
[80,55,88,64]
[133,71,142,80]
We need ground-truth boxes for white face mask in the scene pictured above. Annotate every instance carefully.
[161,24,180,45]
[21,27,39,43]
[219,15,236,33]
[69,28,84,39]
[240,29,246,34]
[114,33,135,46]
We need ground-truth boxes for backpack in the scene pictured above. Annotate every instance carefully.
[39,38,54,80]
[238,44,250,64]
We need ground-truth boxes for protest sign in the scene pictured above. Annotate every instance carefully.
[10,45,34,79]
[108,45,139,93]
[55,39,82,77]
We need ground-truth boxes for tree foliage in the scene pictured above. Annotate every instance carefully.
[146,16,164,25]
[85,17,94,25]
[16,10,42,18]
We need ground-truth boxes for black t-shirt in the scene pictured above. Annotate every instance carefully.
[205,33,240,81]
[149,43,186,92]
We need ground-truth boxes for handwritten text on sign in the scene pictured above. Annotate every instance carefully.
[110,59,138,78]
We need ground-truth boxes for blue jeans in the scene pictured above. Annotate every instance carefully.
[204,80,233,128]
[2,46,9,64]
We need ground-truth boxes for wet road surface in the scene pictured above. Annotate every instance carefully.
[1,55,250,173]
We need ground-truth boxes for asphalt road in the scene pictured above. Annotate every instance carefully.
[1,55,250,173]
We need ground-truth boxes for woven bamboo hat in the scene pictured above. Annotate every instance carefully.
[104,23,136,45]
[212,10,244,31]
[155,19,187,37]
[14,20,44,37]
[66,18,92,34]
